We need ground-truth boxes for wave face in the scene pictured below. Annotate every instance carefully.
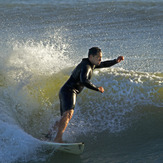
[0,43,162,161]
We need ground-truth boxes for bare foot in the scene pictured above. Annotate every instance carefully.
[54,138,63,143]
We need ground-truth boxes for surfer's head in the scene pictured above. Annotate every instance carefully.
[88,47,102,66]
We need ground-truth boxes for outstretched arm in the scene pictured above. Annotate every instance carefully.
[95,56,124,68]
[95,56,124,93]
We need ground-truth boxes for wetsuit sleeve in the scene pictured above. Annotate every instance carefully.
[95,59,118,68]
[80,65,99,91]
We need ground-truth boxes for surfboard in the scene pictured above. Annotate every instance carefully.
[42,141,84,154]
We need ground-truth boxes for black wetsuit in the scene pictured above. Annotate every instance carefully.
[59,58,118,115]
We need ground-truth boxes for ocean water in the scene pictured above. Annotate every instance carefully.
[0,0,163,162]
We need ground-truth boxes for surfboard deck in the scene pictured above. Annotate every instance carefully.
[42,141,84,154]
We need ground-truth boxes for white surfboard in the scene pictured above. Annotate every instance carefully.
[42,141,84,154]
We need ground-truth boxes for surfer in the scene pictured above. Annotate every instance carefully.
[46,47,124,143]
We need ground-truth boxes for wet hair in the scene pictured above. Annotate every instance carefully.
[88,47,101,57]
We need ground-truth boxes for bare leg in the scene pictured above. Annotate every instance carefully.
[54,109,74,143]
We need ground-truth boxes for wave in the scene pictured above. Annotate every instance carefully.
[0,66,162,162]
[0,35,163,162]
[0,0,162,161]
[69,69,163,136]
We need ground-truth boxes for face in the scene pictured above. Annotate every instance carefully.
[89,52,102,66]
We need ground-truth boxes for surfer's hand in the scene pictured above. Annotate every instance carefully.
[116,56,124,63]
[98,87,104,93]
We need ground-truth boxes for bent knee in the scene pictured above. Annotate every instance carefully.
[63,109,74,119]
